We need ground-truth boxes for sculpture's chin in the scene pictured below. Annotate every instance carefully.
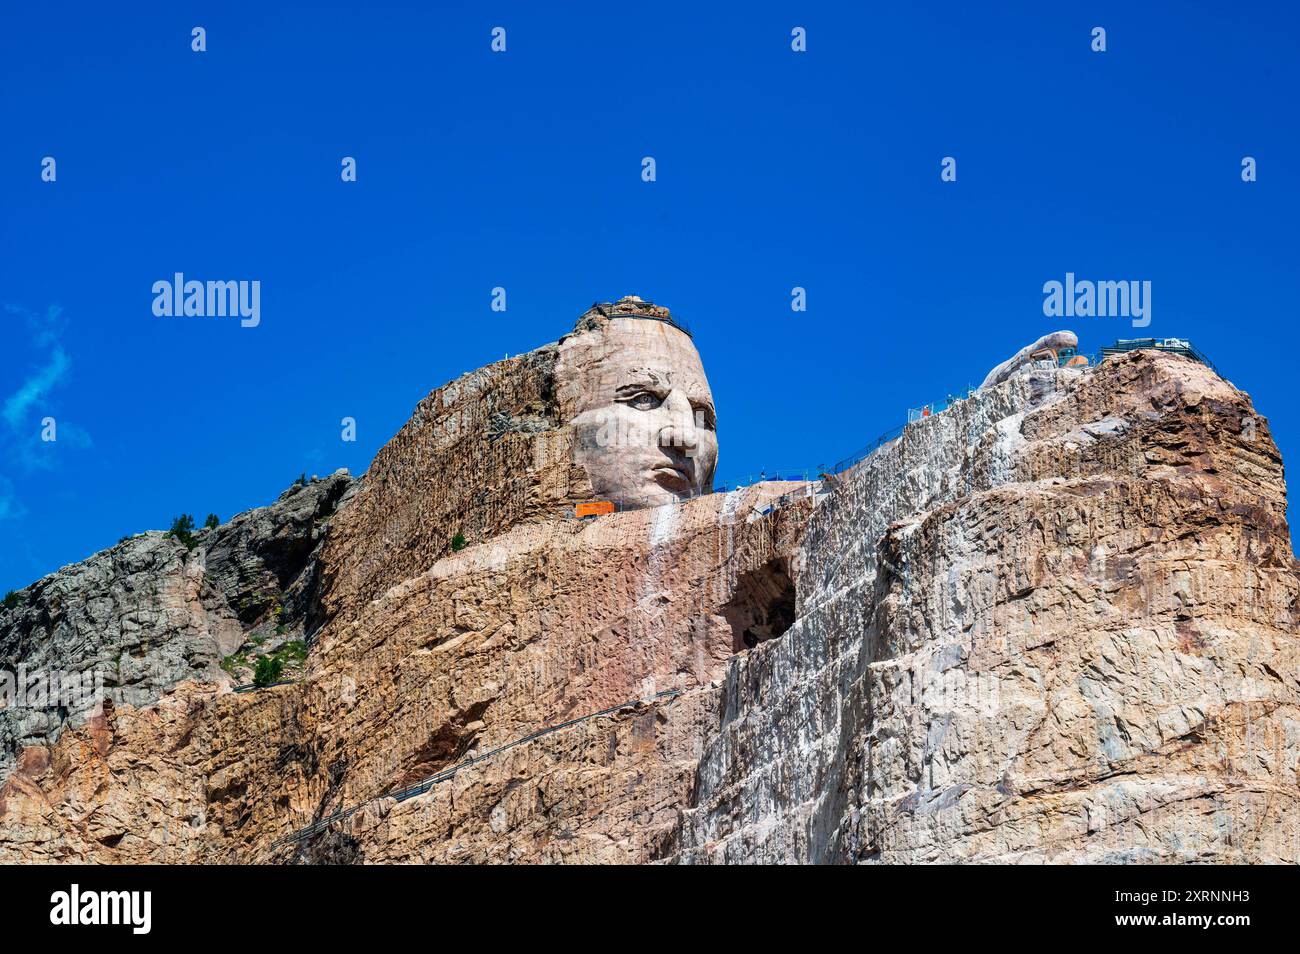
[613,476,704,509]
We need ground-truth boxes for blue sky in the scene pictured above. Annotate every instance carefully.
[2,1,1298,593]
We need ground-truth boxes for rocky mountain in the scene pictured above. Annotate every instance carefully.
[0,472,353,781]
[676,349,1297,862]
[0,309,1296,864]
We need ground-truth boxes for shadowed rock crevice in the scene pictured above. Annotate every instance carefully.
[393,699,493,788]
[722,558,797,652]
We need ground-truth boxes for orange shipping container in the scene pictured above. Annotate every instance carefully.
[575,500,616,518]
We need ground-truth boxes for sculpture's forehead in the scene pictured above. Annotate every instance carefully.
[619,365,709,394]
[564,318,712,402]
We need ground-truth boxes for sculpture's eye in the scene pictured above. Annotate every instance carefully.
[693,404,717,430]
[628,391,663,411]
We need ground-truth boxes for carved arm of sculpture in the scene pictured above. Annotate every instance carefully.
[980,330,1078,389]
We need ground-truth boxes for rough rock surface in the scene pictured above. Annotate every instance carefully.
[1,349,1297,863]
[673,351,1299,863]
[0,482,810,862]
[315,347,585,629]
[0,471,354,782]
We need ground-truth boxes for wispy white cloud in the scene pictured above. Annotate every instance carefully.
[3,344,70,429]
[2,305,90,491]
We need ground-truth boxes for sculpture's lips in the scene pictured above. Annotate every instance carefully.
[651,464,691,490]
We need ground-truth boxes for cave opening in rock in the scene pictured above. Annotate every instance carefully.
[722,558,797,653]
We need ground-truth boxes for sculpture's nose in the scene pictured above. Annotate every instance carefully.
[658,390,698,452]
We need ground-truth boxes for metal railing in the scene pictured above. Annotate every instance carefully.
[1098,338,1218,376]
[588,301,692,338]
[907,389,977,424]
[232,679,297,694]
[829,423,906,475]
[564,420,920,521]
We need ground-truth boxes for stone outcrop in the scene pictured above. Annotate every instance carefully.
[1,339,1297,864]
[314,346,581,630]
[673,350,1299,863]
[0,471,354,781]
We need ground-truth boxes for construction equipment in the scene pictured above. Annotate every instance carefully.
[575,500,616,518]
[1030,345,1090,369]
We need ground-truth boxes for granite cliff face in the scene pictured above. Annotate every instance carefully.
[1,324,1297,864]
[675,350,1298,863]
[0,472,353,781]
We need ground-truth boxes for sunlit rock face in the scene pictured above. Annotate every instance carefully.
[558,299,719,509]
[313,295,717,629]
[312,345,579,628]
[0,472,353,784]
[672,350,1300,864]
[2,305,1297,865]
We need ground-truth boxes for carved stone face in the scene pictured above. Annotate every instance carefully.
[558,316,719,509]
